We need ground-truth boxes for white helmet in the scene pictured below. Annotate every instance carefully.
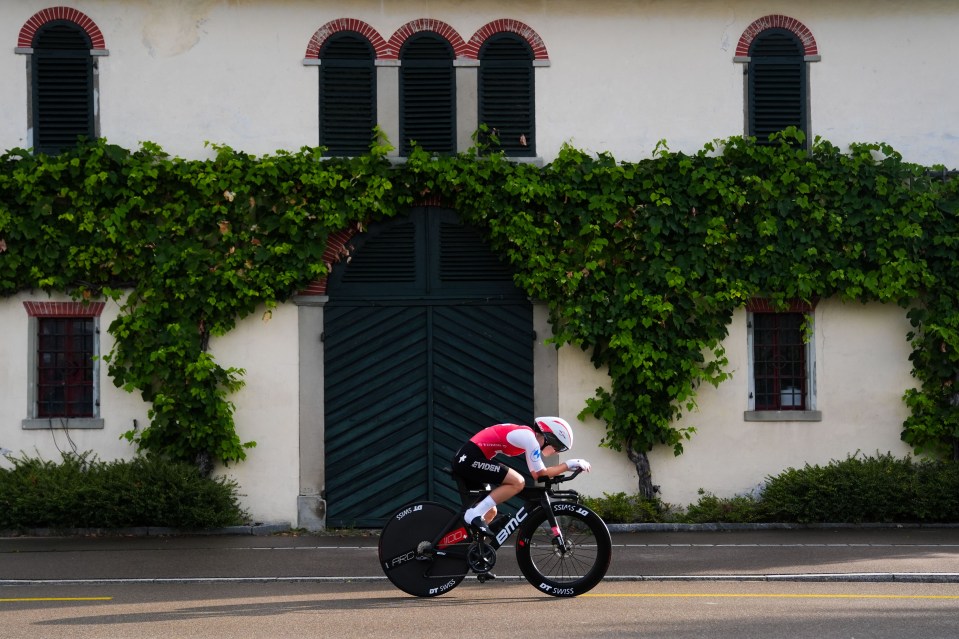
[534,416,573,453]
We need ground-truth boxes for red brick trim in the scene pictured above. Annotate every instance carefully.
[386,19,467,60]
[23,301,105,318]
[746,298,818,313]
[736,15,818,57]
[298,224,363,295]
[465,19,549,60]
[304,18,390,60]
[18,6,106,49]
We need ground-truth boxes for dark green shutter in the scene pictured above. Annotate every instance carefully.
[400,33,455,155]
[479,34,535,156]
[32,22,94,155]
[320,33,376,156]
[748,29,806,145]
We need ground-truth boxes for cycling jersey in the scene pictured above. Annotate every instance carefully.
[470,423,547,474]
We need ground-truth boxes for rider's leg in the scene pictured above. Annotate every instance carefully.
[465,468,525,525]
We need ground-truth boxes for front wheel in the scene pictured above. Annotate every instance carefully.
[378,501,469,597]
[515,501,612,597]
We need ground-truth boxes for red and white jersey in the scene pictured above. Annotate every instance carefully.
[469,423,547,473]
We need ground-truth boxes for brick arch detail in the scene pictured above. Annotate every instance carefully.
[302,198,452,295]
[23,301,105,317]
[386,18,467,60]
[299,225,361,295]
[746,298,818,313]
[466,19,549,60]
[304,18,390,60]
[736,14,818,57]
[18,6,106,49]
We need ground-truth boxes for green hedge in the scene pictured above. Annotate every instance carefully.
[0,452,248,531]
[584,453,959,524]
[759,453,959,523]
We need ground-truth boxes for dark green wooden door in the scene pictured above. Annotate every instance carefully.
[324,208,533,527]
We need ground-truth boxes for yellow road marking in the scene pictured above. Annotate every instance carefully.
[0,597,113,602]
[584,593,959,600]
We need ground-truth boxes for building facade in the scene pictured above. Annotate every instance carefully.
[2,1,955,527]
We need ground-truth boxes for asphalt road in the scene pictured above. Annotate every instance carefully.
[4,528,959,638]
[3,527,959,584]
[3,580,959,639]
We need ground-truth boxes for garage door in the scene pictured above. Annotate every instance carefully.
[323,208,533,527]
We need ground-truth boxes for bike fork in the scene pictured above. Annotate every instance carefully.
[539,494,568,554]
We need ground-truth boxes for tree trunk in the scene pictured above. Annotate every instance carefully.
[626,441,657,500]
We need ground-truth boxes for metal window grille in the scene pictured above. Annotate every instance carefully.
[752,313,807,410]
[37,317,95,418]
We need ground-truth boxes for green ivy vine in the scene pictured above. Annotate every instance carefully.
[2,131,957,485]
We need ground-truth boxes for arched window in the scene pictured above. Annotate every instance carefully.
[747,29,807,145]
[400,32,455,155]
[31,20,95,154]
[478,33,535,156]
[319,32,376,156]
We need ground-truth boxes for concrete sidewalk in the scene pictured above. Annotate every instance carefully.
[2,526,959,585]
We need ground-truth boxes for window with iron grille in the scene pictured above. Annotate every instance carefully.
[478,33,535,157]
[319,32,376,156]
[400,32,456,155]
[747,28,807,146]
[31,21,96,155]
[749,312,811,411]
[37,317,97,418]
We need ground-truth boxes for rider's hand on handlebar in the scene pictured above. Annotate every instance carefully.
[565,458,591,472]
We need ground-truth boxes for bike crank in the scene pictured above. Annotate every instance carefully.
[466,541,497,574]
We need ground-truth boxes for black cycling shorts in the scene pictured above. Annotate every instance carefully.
[451,441,509,489]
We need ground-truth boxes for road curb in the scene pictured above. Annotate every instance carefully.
[4,521,959,538]
[4,573,959,586]
[607,522,959,533]
[0,523,293,538]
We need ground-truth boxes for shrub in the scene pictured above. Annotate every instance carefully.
[0,452,248,531]
[680,489,762,524]
[759,453,959,523]
[582,454,959,524]
[580,492,673,524]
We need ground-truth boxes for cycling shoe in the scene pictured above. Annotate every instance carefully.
[469,516,494,537]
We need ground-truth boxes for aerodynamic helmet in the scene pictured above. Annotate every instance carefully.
[534,416,573,453]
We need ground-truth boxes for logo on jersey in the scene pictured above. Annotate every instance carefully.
[471,460,500,472]
[532,449,542,461]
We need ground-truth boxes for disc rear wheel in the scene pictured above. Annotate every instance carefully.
[378,502,469,597]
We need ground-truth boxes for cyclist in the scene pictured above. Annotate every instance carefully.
[451,416,591,536]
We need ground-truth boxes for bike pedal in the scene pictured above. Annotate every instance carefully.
[476,572,496,583]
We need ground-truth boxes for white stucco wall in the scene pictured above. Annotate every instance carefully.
[206,303,301,524]
[1,1,951,523]
[1,1,958,166]
[557,299,916,507]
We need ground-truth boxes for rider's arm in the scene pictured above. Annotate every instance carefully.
[506,428,569,479]
[530,461,572,480]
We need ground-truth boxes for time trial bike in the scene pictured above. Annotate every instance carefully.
[378,468,612,597]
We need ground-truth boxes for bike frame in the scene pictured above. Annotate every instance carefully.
[423,473,583,572]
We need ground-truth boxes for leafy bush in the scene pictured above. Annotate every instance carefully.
[0,452,248,531]
[680,489,762,524]
[583,454,959,524]
[580,491,673,524]
[759,453,959,523]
